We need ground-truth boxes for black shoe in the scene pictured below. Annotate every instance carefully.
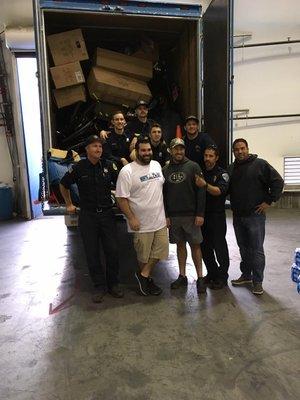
[170,275,188,289]
[196,277,207,294]
[108,284,124,298]
[202,275,213,285]
[92,287,106,303]
[148,278,162,296]
[211,280,228,290]
[135,272,150,296]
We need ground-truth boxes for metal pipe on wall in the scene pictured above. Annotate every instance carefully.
[234,113,300,120]
[234,39,300,49]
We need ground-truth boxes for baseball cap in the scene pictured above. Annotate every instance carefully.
[185,115,199,124]
[169,138,185,149]
[135,100,149,109]
[84,135,102,147]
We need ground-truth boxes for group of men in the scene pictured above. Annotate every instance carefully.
[59,110,284,303]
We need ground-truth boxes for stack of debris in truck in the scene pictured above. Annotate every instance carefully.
[47,29,157,142]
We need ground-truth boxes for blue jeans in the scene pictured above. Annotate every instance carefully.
[233,213,266,283]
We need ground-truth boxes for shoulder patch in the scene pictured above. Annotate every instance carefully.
[222,173,229,182]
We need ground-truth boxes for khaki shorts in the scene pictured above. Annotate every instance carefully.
[133,226,169,264]
[169,216,203,244]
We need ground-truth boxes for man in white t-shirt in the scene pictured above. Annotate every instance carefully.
[116,137,169,296]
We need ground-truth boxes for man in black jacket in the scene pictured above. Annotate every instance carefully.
[102,111,135,170]
[127,100,155,138]
[60,135,123,303]
[163,138,207,294]
[184,115,216,170]
[228,138,284,295]
[195,145,230,289]
[149,123,169,167]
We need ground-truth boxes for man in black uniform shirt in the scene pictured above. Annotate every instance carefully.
[102,111,134,170]
[148,123,169,167]
[195,145,230,289]
[127,100,155,138]
[184,115,216,170]
[59,135,123,303]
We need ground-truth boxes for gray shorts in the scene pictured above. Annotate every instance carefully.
[169,216,203,244]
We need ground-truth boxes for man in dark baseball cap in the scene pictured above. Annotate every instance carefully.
[60,133,123,303]
[185,115,199,124]
[84,134,102,147]
[135,100,149,109]
[183,114,215,170]
[169,138,185,149]
[163,134,207,295]
[126,99,155,139]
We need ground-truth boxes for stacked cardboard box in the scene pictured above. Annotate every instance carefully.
[88,48,152,108]
[47,29,88,108]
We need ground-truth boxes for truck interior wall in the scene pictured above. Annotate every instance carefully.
[171,22,198,118]
[43,11,198,147]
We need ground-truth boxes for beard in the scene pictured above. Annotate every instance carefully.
[137,153,152,165]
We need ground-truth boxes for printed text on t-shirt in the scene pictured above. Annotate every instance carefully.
[140,172,162,182]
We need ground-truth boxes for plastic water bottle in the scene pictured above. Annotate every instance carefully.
[295,248,300,266]
[291,264,300,282]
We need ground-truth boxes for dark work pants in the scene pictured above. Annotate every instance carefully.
[201,212,230,282]
[233,213,266,283]
[79,209,119,288]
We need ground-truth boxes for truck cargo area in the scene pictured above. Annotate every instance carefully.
[43,10,199,148]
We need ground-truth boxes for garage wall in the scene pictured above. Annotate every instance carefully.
[233,1,300,176]
[0,35,31,217]
[0,131,13,186]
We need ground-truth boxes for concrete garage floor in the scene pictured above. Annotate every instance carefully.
[0,209,299,400]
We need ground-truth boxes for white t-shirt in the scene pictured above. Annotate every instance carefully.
[115,160,166,233]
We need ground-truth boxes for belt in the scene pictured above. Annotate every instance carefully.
[81,206,112,214]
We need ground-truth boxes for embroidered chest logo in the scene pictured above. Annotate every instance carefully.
[195,145,201,153]
[222,173,229,182]
[140,172,162,182]
[169,172,186,183]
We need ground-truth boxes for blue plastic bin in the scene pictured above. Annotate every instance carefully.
[0,185,13,220]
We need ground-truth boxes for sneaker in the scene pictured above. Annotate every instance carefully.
[92,287,106,303]
[196,277,207,294]
[108,284,124,298]
[135,272,150,296]
[252,282,264,295]
[170,275,188,289]
[231,275,252,286]
[211,280,228,290]
[148,278,162,296]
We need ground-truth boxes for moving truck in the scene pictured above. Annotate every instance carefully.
[33,0,233,214]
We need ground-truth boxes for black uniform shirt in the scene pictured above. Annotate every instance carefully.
[126,118,155,137]
[102,128,134,166]
[184,132,216,169]
[204,165,229,214]
[151,141,169,167]
[60,158,118,211]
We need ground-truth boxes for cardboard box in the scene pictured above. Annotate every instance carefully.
[87,67,151,108]
[47,29,89,66]
[50,62,85,89]
[94,48,152,82]
[53,84,86,108]
[132,44,159,62]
